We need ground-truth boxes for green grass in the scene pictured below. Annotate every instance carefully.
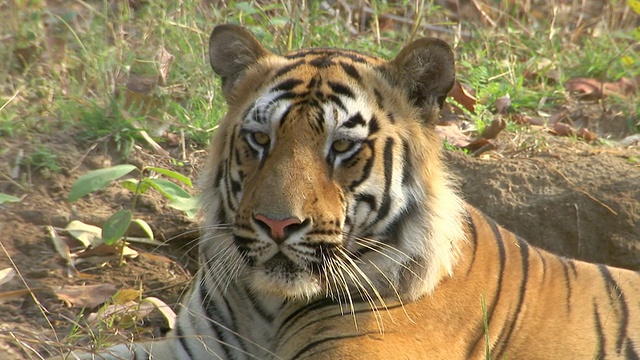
[1,1,638,151]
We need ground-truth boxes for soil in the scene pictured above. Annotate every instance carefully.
[0,126,639,359]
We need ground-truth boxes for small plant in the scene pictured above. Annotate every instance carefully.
[25,146,61,174]
[68,164,198,265]
[0,193,22,205]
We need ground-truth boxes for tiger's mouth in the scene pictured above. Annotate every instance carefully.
[263,252,303,275]
[245,248,331,299]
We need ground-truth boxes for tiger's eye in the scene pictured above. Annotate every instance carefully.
[332,139,352,153]
[252,132,270,146]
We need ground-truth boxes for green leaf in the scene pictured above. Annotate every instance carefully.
[146,166,192,187]
[0,193,21,205]
[102,209,133,245]
[120,178,152,194]
[65,220,103,248]
[168,194,200,218]
[68,164,137,202]
[147,178,191,201]
[131,219,154,240]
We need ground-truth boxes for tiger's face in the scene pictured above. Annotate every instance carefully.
[202,25,457,301]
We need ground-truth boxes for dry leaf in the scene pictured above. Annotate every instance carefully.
[435,123,471,148]
[142,297,177,329]
[509,114,544,126]
[155,46,174,85]
[0,268,16,287]
[113,289,142,304]
[447,80,476,113]
[0,289,33,302]
[65,220,103,248]
[76,243,139,259]
[480,118,506,140]
[552,122,574,136]
[565,77,638,100]
[494,93,511,114]
[577,128,597,142]
[55,284,118,308]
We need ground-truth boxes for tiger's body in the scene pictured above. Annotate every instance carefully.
[54,24,640,360]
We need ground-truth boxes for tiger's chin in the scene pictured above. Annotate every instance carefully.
[247,259,323,300]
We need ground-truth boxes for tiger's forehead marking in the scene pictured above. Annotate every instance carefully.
[242,50,380,139]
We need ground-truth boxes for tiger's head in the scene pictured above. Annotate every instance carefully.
[200,24,465,303]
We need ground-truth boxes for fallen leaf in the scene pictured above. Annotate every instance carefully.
[480,118,506,140]
[552,122,574,136]
[142,297,177,329]
[565,77,637,100]
[113,289,142,304]
[76,243,139,259]
[508,114,545,126]
[464,138,497,156]
[55,284,118,308]
[435,123,471,147]
[0,268,16,287]
[0,289,33,302]
[65,220,103,248]
[447,80,476,113]
[494,93,511,114]
[155,46,174,85]
[577,128,597,142]
[547,109,569,126]
[565,78,604,100]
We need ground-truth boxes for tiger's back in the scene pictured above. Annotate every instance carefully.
[50,24,640,360]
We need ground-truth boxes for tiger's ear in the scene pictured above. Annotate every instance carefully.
[209,24,271,96]
[387,38,455,114]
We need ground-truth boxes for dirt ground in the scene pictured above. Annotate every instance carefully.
[0,124,639,358]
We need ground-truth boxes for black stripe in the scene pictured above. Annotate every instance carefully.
[342,113,366,128]
[328,81,355,98]
[340,61,361,81]
[373,89,384,109]
[274,59,305,77]
[368,115,380,134]
[494,237,529,360]
[354,193,377,211]
[290,334,366,359]
[327,94,346,112]
[272,91,299,103]
[310,56,335,68]
[464,211,479,277]
[593,301,606,359]
[384,198,417,242]
[533,247,546,281]
[559,257,573,313]
[484,215,506,336]
[626,340,639,360]
[176,323,196,359]
[277,106,292,128]
[277,297,337,338]
[400,140,411,186]
[347,140,375,191]
[245,284,275,323]
[271,78,304,92]
[314,107,325,132]
[373,138,395,225]
[285,49,369,64]
[598,264,629,353]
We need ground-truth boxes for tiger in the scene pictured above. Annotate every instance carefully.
[51,24,640,360]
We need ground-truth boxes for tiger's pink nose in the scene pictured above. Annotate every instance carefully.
[254,214,303,242]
